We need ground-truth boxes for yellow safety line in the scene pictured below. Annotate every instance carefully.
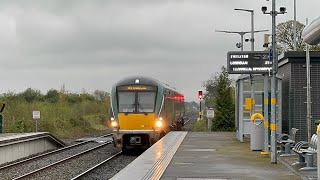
[264,98,268,105]
[261,151,270,155]
[264,121,269,128]
[270,123,277,131]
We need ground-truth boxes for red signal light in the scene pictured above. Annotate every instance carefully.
[198,91,203,99]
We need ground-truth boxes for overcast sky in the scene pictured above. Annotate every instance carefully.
[0,0,319,102]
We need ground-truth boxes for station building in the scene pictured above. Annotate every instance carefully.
[278,51,320,141]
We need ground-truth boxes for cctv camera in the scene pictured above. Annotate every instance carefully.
[261,6,267,13]
[245,39,249,42]
[236,43,242,48]
[279,7,286,13]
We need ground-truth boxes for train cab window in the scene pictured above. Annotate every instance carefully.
[118,92,135,113]
[137,92,156,113]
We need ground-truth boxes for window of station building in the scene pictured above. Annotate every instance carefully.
[242,94,251,104]
[243,111,251,119]
[254,80,264,91]
[243,80,251,91]
[254,106,263,113]
[254,93,264,105]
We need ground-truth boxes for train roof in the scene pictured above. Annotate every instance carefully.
[113,76,183,95]
[302,16,320,45]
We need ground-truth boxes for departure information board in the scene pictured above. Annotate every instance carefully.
[227,51,273,74]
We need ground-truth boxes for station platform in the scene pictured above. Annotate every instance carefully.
[112,131,306,180]
[0,132,65,165]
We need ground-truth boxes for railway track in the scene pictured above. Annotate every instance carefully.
[71,151,123,180]
[183,116,192,125]
[0,134,114,180]
[182,112,198,131]
[0,134,112,171]
[13,141,114,180]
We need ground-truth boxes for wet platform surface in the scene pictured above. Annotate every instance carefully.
[161,132,303,180]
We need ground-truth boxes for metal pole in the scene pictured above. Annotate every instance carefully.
[293,0,297,51]
[306,18,311,142]
[241,34,244,51]
[270,0,278,164]
[199,99,202,120]
[250,11,255,129]
[251,11,255,51]
[36,119,38,132]
[317,125,320,178]
[263,75,269,154]
[251,76,255,113]
[208,117,212,131]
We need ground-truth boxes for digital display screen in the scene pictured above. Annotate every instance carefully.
[117,85,157,91]
[227,51,273,74]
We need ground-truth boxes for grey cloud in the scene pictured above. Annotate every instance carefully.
[0,0,318,101]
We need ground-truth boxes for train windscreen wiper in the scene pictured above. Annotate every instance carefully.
[137,100,148,115]
[124,103,135,115]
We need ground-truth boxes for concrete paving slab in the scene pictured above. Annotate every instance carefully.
[161,132,302,180]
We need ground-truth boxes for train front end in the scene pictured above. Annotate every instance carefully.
[110,77,164,151]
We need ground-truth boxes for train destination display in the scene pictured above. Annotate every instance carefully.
[227,51,273,74]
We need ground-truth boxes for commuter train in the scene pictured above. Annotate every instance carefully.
[110,76,185,151]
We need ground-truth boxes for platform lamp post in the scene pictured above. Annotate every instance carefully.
[234,8,255,51]
[234,8,269,131]
[293,0,297,51]
[262,0,286,164]
[215,30,268,51]
[215,30,249,51]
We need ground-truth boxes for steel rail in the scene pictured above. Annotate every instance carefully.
[0,133,113,171]
[184,115,196,125]
[183,117,191,125]
[12,141,113,179]
[71,151,123,180]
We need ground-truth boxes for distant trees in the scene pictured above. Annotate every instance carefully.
[45,89,60,103]
[276,20,320,53]
[203,66,235,131]
[0,88,111,138]
[93,90,109,102]
[19,88,43,103]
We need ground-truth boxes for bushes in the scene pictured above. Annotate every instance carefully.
[0,89,110,138]
[192,119,208,132]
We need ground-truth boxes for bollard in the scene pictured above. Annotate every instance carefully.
[317,125,320,178]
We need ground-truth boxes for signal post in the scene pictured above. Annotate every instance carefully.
[198,90,203,120]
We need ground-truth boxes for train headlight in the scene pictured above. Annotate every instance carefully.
[111,121,118,128]
[156,120,163,128]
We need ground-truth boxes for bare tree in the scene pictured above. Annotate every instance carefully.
[93,90,109,102]
[277,20,320,53]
